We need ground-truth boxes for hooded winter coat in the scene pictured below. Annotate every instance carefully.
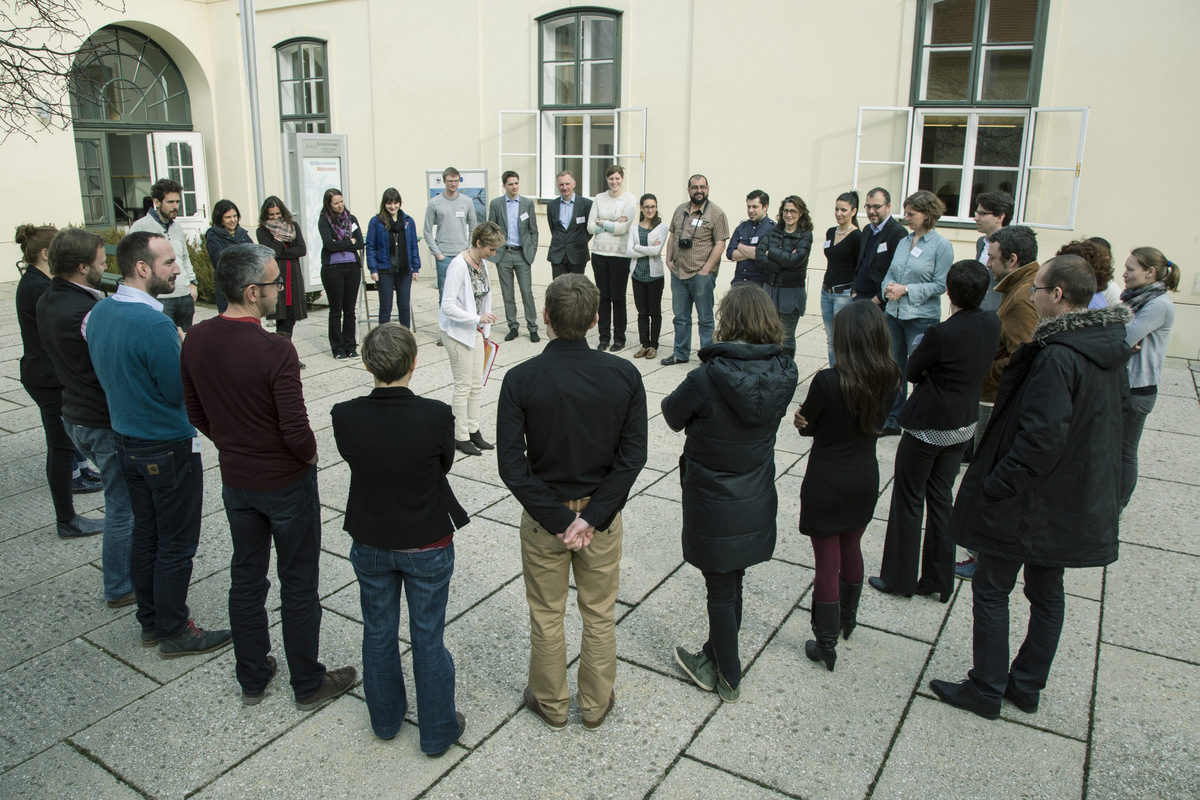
[662,342,799,573]
[951,306,1131,567]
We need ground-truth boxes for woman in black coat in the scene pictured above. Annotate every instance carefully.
[663,284,798,702]
[204,199,253,313]
[870,261,1000,602]
[795,301,899,670]
[318,188,366,360]
[255,196,308,366]
[755,195,813,358]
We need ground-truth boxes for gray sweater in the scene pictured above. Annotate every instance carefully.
[1124,293,1174,389]
[128,211,196,300]
[422,193,477,260]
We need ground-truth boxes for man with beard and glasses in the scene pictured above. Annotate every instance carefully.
[87,231,232,657]
[661,174,729,365]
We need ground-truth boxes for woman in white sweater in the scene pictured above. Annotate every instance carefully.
[587,165,638,351]
[626,194,669,358]
[439,221,502,455]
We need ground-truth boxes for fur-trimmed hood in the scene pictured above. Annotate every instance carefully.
[1031,305,1131,371]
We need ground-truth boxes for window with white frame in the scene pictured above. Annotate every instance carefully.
[276,39,329,133]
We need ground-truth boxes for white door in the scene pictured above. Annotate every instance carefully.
[147,132,210,239]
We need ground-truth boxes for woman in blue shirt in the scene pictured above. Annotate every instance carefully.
[880,190,954,433]
[367,188,422,329]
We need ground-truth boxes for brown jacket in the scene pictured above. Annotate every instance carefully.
[980,261,1040,402]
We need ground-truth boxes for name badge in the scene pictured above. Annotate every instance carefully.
[877,242,888,254]
[750,236,759,244]
[823,240,831,249]
[614,201,624,209]
[192,437,201,454]
[576,216,586,224]
[911,246,923,258]
[455,210,466,218]
[691,218,703,227]
[519,212,529,221]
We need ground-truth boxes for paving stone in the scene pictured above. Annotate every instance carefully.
[192,695,462,800]
[322,513,351,557]
[1102,543,1200,663]
[1157,364,1198,398]
[0,565,131,672]
[1142,393,1200,437]
[617,493,687,604]
[1134,428,1200,486]
[423,662,718,800]
[686,612,929,800]
[188,510,235,581]
[921,585,1099,740]
[1120,476,1200,556]
[316,460,352,511]
[0,524,109,598]
[0,743,142,800]
[1,639,156,771]
[872,696,1085,800]
[0,403,40,433]
[618,558,811,679]
[1087,645,1200,800]
[648,757,794,800]
[447,473,511,516]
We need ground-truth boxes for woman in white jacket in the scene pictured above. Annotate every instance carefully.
[627,194,669,359]
[439,221,502,455]
[587,165,638,351]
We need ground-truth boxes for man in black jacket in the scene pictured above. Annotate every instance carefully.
[930,255,1130,720]
[546,171,593,278]
[36,228,136,607]
[497,274,647,732]
[851,187,906,304]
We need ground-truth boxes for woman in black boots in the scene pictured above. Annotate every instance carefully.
[256,196,308,367]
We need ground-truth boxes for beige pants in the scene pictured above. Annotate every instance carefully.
[443,329,483,441]
[520,508,623,722]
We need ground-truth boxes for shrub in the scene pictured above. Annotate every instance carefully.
[188,235,215,304]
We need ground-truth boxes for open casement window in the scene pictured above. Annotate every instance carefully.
[147,131,210,235]
[910,109,1028,221]
[853,107,914,219]
[504,107,645,199]
[1017,107,1089,229]
[74,132,113,227]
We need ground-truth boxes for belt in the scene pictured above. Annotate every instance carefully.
[562,497,590,513]
[827,282,853,293]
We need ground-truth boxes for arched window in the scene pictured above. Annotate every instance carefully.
[276,39,330,133]
[70,26,190,127]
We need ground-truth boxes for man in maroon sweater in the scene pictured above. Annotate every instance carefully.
[181,243,355,710]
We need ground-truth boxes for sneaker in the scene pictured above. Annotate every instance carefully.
[241,655,278,706]
[469,431,494,450]
[660,355,689,366]
[348,351,360,359]
[674,646,717,692]
[295,665,357,711]
[955,557,977,581]
[71,475,103,494]
[106,591,137,608]
[529,331,540,343]
[80,466,102,482]
[158,620,234,659]
[523,686,566,731]
[505,329,519,342]
[717,674,741,703]
[335,354,349,361]
[427,711,467,757]
[141,627,158,647]
[57,515,104,538]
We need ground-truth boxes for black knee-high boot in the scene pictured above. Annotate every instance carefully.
[805,601,840,672]
[839,579,862,640]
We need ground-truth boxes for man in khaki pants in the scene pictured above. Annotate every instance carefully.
[497,274,647,731]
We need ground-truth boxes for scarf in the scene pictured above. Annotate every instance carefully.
[329,210,353,240]
[1121,281,1166,314]
[265,218,296,242]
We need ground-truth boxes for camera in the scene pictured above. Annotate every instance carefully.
[678,238,693,249]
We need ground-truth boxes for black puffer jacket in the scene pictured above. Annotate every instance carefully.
[755,226,812,288]
[662,342,798,572]
[951,306,1131,567]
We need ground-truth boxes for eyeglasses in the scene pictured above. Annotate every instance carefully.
[975,209,995,217]
[246,277,285,291]
[781,208,800,215]
[864,203,888,212]
[1029,285,1053,297]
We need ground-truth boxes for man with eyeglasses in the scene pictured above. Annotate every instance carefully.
[423,167,478,305]
[931,254,1129,721]
[661,174,728,365]
[851,187,906,304]
[87,231,232,658]
[182,243,356,710]
[973,191,1014,313]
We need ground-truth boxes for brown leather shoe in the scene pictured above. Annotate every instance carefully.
[634,347,648,358]
[295,666,357,711]
[523,686,566,731]
[582,690,616,731]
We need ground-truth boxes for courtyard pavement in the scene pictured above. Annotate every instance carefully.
[1,272,1197,800]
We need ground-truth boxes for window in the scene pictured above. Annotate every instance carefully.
[539,10,620,109]
[276,39,329,133]
[70,26,190,127]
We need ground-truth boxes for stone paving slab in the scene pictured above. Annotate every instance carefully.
[423,661,720,800]
[0,743,143,800]
[687,611,930,800]
[1,638,156,771]
[0,524,109,598]
[852,519,958,644]
[872,696,1085,800]
[1087,644,1200,799]
[1120,476,1200,556]
[1142,393,1200,436]
[1102,542,1200,664]
[648,757,796,800]
[192,695,464,800]
[1135,428,1200,486]
[616,493,689,604]
[446,473,512,516]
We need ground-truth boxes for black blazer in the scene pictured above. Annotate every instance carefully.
[546,195,594,266]
[898,308,1001,431]
[331,387,469,549]
[853,217,907,302]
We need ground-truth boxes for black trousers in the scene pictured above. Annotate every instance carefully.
[969,553,1065,702]
[591,254,629,346]
[701,568,745,689]
[27,385,77,523]
[321,264,360,356]
[631,277,664,348]
[551,261,586,278]
[879,432,968,594]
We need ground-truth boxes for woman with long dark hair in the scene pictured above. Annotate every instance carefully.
[795,300,899,670]
[626,193,668,358]
[318,188,366,360]
[255,196,308,366]
[667,284,798,702]
[756,195,814,358]
[366,188,421,328]
[1120,247,1180,509]
[821,191,861,365]
[205,199,253,313]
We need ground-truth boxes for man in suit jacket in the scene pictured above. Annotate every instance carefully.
[331,322,469,756]
[851,187,907,304]
[545,170,594,279]
[488,171,541,342]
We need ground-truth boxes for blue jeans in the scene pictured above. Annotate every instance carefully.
[66,422,133,601]
[222,466,326,699]
[435,256,453,303]
[885,314,937,427]
[821,287,852,366]
[350,541,459,752]
[670,272,715,361]
[376,269,413,328]
[116,435,203,638]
